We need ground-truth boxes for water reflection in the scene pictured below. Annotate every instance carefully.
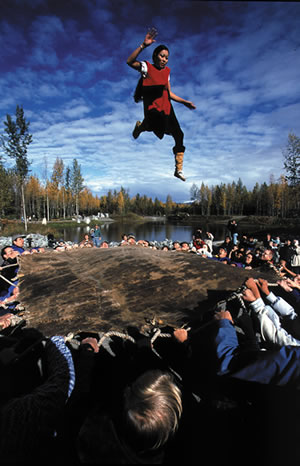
[56,220,267,244]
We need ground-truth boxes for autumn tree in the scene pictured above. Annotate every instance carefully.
[283,133,300,212]
[1,105,32,230]
[51,157,64,218]
[283,133,300,187]
[165,194,174,215]
[0,165,15,216]
[116,191,125,214]
[64,166,72,217]
[25,175,43,219]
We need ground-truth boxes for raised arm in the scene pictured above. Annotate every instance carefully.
[126,28,157,70]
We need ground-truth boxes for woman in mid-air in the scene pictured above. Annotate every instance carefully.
[126,28,196,182]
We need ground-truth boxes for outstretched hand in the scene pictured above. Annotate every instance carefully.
[143,27,158,47]
[184,101,196,110]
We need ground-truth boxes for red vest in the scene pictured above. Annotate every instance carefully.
[143,61,171,116]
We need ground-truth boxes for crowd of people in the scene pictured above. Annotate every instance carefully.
[1,222,300,463]
[1,223,300,313]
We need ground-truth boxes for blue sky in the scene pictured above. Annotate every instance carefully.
[0,0,299,202]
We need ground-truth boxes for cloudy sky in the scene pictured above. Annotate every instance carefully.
[0,0,299,202]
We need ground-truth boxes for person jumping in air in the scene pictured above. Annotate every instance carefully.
[126,28,196,182]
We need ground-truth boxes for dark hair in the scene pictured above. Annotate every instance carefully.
[1,246,11,259]
[152,44,169,62]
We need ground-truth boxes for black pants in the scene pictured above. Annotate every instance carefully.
[142,106,185,154]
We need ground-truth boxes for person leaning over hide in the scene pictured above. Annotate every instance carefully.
[0,327,75,464]
[127,28,196,182]
[59,327,198,464]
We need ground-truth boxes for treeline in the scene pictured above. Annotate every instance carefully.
[0,155,171,219]
[0,160,299,220]
[0,106,299,221]
[189,176,295,218]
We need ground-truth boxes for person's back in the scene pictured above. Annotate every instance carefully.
[0,327,73,464]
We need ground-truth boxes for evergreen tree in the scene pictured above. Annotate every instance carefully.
[70,159,84,217]
[1,105,32,230]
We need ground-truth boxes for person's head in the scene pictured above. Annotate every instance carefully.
[128,235,136,245]
[152,45,169,69]
[173,241,181,250]
[95,225,99,229]
[123,370,182,452]
[181,242,190,251]
[12,235,25,248]
[121,234,128,241]
[244,253,253,265]
[1,246,20,264]
[100,241,109,248]
[261,248,274,262]
[1,246,18,261]
[218,247,227,258]
[193,229,202,239]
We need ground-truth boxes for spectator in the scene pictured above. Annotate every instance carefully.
[221,236,234,255]
[79,234,94,248]
[0,246,20,306]
[243,252,255,269]
[291,240,300,275]
[192,229,203,241]
[210,247,229,264]
[127,234,137,245]
[93,225,102,248]
[172,241,181,251]
[196,243,212,258]
[180,241,191,252]
[11,234,45,254]
[263,232,272,249]
[192,236,204,250]
[256,248,276,272]
[203,232,214,253]
[227,219,238,244]
[279,238,294,266]
[77,369,182,464]
[0,328,75,463]
[121,234,128,245]
[242,277,300,348]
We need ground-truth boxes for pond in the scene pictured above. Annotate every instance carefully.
[55,219,273,244]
